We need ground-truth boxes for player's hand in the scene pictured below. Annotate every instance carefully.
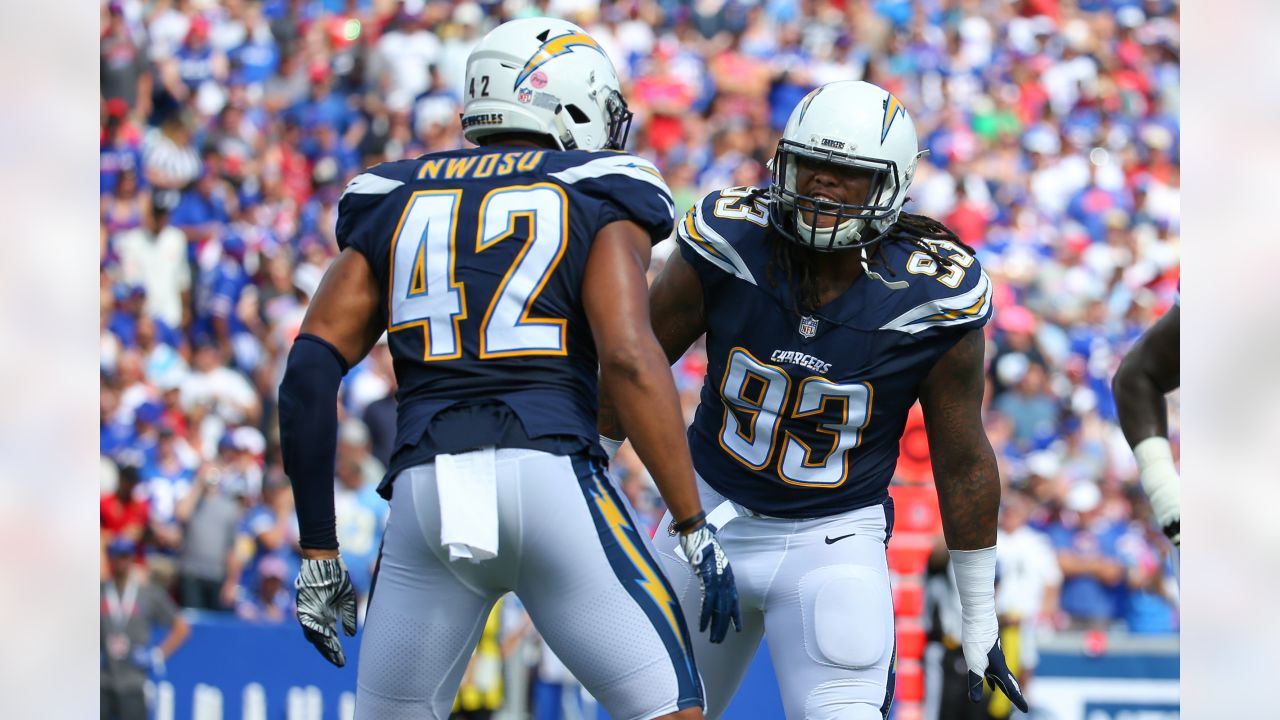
[295,557,357,667]
[964,637,1028,713]
[680,523,741,643]
[128,646,166,677]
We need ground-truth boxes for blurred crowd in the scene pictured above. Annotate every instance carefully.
[101,0,1179,714]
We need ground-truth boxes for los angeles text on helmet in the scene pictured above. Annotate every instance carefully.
[461,112,505,129]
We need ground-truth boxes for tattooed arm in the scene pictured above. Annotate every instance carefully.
[918,328,1000,550]
[919,327,1027,712]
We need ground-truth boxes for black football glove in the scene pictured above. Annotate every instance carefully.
[680,523,742,644]
[966,637,1029,713]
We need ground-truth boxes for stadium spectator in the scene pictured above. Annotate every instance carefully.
[337,417,386,489]
[112,190,191,330]
[239,472,300,601]
[1045,482,1128,629]
[235,555,295,624]
[334,455,388,599]
[174,462,246,610]
[101,538,190,720]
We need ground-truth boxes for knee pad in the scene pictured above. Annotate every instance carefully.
[800,566,892,670]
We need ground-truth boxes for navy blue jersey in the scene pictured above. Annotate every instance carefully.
[677,187,993,518]
[337,147,675,493]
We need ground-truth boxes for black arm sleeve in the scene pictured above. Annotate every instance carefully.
[278,333,349,550]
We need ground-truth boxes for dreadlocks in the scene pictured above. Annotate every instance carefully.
[765,199,977,317]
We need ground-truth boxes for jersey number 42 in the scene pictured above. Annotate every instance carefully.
[388,183,569,361]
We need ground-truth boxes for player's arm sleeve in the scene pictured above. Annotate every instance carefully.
[673,191,759,286]
[548,153,677,244]
[278,333,350,551]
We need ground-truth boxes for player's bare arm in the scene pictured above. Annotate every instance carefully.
[919,327,1028,711]
[1112,303,1180,547]
[586,219,741,647]
[298,249,387,370]
[585,220,704,528]
[919,328,1000,551]
[597,245,707,442]
[1113,303,1179,444]
[277,248,383,667]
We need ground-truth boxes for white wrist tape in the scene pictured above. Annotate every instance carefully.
[1133,437,1180,529]
[950,546,998,674]
[599,435,623,462]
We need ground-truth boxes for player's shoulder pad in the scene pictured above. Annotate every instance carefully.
[875,238,993,335]
[674,187,762,285]
[335,160,423,252]
[545,150,676,242]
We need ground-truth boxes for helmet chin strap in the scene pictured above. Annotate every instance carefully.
[860,246,909,290]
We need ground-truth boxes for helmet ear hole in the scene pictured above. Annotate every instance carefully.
[564,104,591,124]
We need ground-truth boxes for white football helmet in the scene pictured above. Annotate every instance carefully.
[461,18,632,151]
[768,80,923,252]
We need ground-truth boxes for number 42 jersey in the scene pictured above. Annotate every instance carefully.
[336,147,675,495]
[678,187,994,519]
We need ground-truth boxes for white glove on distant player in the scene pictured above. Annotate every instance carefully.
[951,547,1029,713]
[295,557,357,667]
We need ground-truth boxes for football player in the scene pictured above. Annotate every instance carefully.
[1112,297,1180,572]
[599,81,1027,719]
[277,18,738,720]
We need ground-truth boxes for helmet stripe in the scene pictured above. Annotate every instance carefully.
[513,31,606,90]
[880,94,905,144]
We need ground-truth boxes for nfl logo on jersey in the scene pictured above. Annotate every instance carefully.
[798,315,819,338]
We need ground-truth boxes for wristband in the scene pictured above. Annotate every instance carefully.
[672,510,707,534]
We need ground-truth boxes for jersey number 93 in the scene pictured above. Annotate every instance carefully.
[719,348,872,488]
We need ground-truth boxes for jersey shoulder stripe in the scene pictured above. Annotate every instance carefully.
[879,269,993,334]
[674,193,758,285]
[340,171,406,200]
[548,152,673,198]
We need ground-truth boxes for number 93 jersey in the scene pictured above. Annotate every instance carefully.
[336,147,675,492]
[677,187,993,518]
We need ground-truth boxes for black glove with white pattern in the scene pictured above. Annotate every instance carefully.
[680,523,742,644]
[967,638,1029,713]
[295,557,357,667]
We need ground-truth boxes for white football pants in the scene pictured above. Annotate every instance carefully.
[653,475,896,720]
[355,450,702,720]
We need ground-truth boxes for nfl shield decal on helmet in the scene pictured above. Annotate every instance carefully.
[799,315,819,338]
